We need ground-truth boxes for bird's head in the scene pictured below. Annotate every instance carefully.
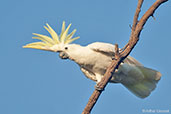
[23,21,80,60]
[58,43,83,60]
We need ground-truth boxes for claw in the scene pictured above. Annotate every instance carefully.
[94,84,104,91]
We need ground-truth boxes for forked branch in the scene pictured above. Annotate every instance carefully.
[82,0,168,114]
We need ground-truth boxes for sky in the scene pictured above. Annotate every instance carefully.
[0,0,170,114]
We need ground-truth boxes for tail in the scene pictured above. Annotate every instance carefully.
[122,66,161,98]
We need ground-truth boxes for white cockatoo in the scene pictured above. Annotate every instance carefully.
[23,21,161,98]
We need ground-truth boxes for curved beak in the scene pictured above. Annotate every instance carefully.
[59,52,69,59]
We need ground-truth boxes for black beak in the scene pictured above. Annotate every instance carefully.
[59,52,69,59]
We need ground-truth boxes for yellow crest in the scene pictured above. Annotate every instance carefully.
[23,21,80,52]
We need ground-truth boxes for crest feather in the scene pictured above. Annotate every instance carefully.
[60,21,66,37]
[23,21,80,52]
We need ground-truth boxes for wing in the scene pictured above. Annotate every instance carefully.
[124,56,143,66]
[87,42,142,66]
[87,42,116,56]
[80,67,97,82]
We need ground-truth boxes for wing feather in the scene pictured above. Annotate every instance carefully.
[87,42,142,66]
[87,42,115,56]
[80,68,97,81]
[124,56,143,66]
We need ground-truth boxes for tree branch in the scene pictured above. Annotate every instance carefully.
[131,0,144,32]
[82,0,168,114]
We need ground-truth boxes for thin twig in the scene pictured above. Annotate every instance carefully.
[131,0,144,32]
[82,0,168,114]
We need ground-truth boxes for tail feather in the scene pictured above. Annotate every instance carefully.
[122,66,161,98]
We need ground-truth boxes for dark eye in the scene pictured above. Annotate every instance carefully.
[65,47,68,50]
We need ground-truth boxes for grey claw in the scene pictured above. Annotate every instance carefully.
[94,84,104,91]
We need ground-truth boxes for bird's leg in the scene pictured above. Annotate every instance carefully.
[94,83,104,91]
[112,56,124,64]
[94,74,105,91]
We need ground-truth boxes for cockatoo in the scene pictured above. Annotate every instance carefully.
[23,21,161,98]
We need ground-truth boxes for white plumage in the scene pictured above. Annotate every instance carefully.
[23,22,161,98]
[59,42,161,98]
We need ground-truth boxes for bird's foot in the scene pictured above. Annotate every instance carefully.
[94,83,105,91]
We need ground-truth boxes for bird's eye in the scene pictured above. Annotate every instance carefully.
[65,47,68,50]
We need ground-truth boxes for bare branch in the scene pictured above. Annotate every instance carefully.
[82,0,168,114]
[131,0,144,32]
[123,0,168,58]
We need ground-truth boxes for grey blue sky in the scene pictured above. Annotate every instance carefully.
[0,0,170,114]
